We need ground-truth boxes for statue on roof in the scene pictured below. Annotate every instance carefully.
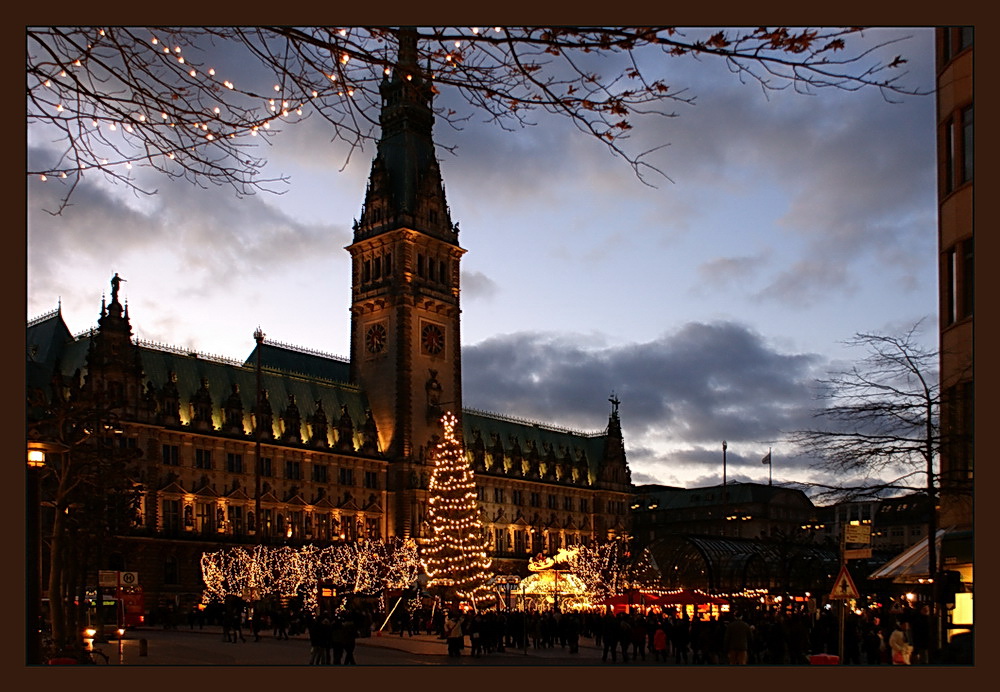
[110,272,126,302]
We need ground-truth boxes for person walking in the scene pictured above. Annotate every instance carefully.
[653,621,668,662]
[445,611,465,658]
[342,614,358,665]
[889,619,914,666]
[723,613,753,665]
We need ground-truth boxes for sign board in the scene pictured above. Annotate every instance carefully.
[98,570,140,587]
[829,564,860,600]
[844,524,871,544]
[844,548,873,560]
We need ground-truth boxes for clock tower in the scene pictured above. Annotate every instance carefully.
[346,29,465,537]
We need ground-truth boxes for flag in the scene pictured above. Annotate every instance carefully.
[762,451,772,465]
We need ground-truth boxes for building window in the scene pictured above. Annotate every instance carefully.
[961,105,973,184]
[494,488,505,504]
[161,444,179,466]
[364,471,378,489]
[511,490,523,506]
[547,494,557,509]
[514,530,526,554]
[313,464,329,483]
[196,502,213,533]
[262,509,274,536]
[579,498,589,513]
[548,533,561,553]
[226,452,243,473]
[260,456,272,477]
[494,528,508,552]
[228,505,244,535]
[164,556,179,585]
[366,517,381,539]
[195,448,212,470]
[563,496,574,511]
[162,499,181,533]
[530,493,540,508]
[339,468,354,486]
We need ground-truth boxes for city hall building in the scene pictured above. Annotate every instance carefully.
[26,34,634,608]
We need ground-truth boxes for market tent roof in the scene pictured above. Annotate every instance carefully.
[869,529,946,582]
[655,589,729,606]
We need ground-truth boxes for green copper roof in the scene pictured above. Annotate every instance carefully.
[244,342,352,384]
[461,408,607,480]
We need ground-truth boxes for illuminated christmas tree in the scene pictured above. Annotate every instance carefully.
[419,412,493,606]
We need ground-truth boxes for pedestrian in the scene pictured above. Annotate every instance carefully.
[307,616,325,665]
[889,619,914,666]
[910,604,932,664]
[342,614,358,665]
[652,621,668,662]
[601,612,619,663]
[723,613,753,665]
[672,615,690,664]
[330,616,346,664]
[445,611,465,658]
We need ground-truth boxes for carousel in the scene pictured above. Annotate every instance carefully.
[515,548,591,611]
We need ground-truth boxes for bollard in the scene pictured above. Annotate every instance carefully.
[139,638,148,657]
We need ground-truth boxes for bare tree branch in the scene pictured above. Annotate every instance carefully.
[28,26,925,211]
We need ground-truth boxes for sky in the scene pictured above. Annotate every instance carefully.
[26,27,940,497]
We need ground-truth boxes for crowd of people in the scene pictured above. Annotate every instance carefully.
[155,596,946,665]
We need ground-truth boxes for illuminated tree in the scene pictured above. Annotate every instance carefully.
[567,539,659,601]
[420,412,493,605]
[200,538,419,614]
[28,26,923,211]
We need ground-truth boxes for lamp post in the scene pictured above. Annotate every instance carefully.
[722,441,728,535]
[26,444,49,665]
[253,327,265,545]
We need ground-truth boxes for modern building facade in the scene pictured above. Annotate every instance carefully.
[26,31,633,610]
[935,24,974,631]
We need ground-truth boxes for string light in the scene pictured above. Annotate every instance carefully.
[420,412,493,606]
[201,539,419,614]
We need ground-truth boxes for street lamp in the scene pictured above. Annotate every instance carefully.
[26,444,50,665]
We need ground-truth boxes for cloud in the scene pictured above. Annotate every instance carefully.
[461,270,499,301]
[463,320,828,486]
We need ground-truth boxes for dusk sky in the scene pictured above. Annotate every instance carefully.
[27,27,939,496]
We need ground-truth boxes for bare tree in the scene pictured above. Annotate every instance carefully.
[28,26,922,212]
[790,323,938,502]
[789,322,950,651]
[27,378,142,655]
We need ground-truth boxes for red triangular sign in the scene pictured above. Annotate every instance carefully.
[829,564,859,599]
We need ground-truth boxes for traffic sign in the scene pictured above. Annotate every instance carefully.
[844,524,871,544]
[120,571,139,585]
[844,547,873,560]
[829,564,860,600]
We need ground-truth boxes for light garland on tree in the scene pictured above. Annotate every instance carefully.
[200,538,419,614]
[419,412,493,606]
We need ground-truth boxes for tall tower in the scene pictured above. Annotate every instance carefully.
[347,28,465,537]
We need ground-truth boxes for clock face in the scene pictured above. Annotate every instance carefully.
[421,323,445,355]
[365,323,387,354]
